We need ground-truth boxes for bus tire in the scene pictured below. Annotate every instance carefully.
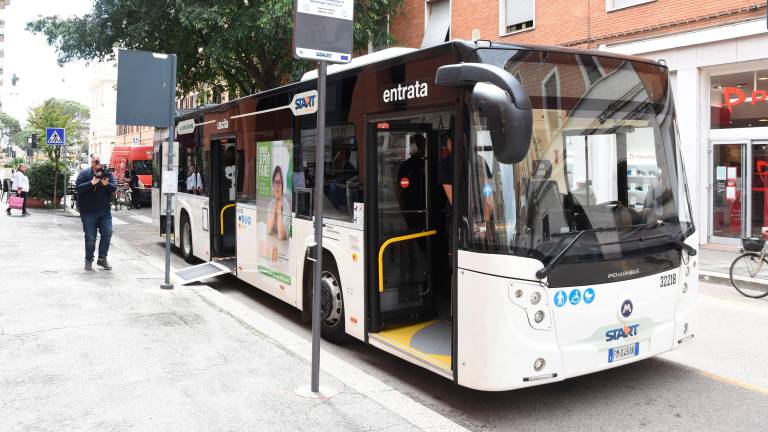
[316,254,346,343]
[180,212,195,263]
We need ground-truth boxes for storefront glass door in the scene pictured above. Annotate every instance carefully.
[711,143,745,241]
[751,142,768,237]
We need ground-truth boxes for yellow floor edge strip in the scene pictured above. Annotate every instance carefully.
[700,370,768,396]
[377,321,452,370]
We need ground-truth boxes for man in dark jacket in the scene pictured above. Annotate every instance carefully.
[76,155,116,270]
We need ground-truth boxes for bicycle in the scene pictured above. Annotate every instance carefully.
[113,181,130,211]
[729,236,768,298]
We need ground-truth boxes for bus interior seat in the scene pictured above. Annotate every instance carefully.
[528,160,570,242]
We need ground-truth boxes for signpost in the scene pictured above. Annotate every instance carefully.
[46,128,66,210]
[116,49,178,290]
[293,0,354,395]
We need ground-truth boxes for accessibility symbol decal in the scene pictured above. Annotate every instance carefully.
[583,288,595,304]
[569,289,582,305]
[554,290,567,307]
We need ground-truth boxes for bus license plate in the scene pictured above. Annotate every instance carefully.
[608,342,640,363]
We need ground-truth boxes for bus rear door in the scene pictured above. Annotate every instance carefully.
[210,137,238,258]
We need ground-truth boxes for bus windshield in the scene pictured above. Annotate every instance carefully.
[463,48,694,264]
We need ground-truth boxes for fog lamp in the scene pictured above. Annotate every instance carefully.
[534,310,545,323]
[530,291,541,305]
[682,283,688,294]
[534,358,546,371]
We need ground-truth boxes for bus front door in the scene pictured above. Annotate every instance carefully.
[210,137,238,258]
[370,122,440,329]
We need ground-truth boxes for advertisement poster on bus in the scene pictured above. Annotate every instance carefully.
[256,140,293,285]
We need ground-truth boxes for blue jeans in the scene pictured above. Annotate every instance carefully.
[81,210,112,261]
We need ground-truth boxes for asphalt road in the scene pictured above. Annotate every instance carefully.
[115,207,768,432]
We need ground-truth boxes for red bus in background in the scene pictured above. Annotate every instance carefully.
[109,145,153,207]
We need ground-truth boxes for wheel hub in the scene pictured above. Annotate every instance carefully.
[320,271,342,327]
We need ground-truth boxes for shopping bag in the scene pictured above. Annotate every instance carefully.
[9,195,24,210]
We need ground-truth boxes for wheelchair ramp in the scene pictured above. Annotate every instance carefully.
[174,260,234,285]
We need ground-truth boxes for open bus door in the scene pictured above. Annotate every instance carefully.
[367,118,454,375]
[210,137,238,260]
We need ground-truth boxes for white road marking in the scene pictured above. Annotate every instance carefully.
[111,217,128,225]
[193,287,469,432]
[130,215,153,224]
[700,295,768,315]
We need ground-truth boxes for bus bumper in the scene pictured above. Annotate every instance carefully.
[456,252,697,392]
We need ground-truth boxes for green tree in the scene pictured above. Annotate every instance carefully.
[26,0,403,96]
[0,112,21,142]
[13,125,41,151]
[26,98,89,159]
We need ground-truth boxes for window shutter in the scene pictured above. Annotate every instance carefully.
[506,0,534,26]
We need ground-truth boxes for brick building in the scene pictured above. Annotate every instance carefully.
[390,0,768,245]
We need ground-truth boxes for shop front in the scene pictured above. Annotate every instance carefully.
[709,69,768,244]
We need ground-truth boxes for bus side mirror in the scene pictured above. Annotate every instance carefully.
[435,63,533,164]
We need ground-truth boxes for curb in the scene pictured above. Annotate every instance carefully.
[700,270,768,286]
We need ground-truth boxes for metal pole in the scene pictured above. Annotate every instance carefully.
[53,147,59,210]
[311,60,327,393]
[63,142,68,210]
[161,54,177,290]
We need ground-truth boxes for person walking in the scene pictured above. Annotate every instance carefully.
[75,155,116,271]
[6,164,30,216]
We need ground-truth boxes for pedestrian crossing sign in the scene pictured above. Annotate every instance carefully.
[45,128,66,146]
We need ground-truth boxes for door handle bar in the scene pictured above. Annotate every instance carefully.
[378,229,437,293]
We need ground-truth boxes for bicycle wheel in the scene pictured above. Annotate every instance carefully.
[729,253,768,299]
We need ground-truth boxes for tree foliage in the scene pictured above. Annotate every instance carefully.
[27,0,403,96]
[0,112,21,141]
[26,98,90,159]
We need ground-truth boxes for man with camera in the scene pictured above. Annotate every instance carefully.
[75,155,116,270]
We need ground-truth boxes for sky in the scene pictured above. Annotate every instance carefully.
[2,0,96,126]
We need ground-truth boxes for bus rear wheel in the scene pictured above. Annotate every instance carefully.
[315,259,346,343]
[180,214,195,263]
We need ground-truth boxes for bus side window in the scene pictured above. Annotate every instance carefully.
[296,123,359,222]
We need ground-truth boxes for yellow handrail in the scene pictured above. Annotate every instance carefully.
[378,229,437,293]
[220,203,236,235]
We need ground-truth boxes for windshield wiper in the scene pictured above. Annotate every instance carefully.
[602,230,697,256]
[535,224,648,280]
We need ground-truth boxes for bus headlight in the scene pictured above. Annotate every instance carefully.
[530,291,541,305]
[682,283,688,294]
[138,180,145,188]
[534,310,545,323]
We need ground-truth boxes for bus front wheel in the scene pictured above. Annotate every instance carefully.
[316,258,346,343]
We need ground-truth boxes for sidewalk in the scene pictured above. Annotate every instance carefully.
[0,206,466,432]
[697,242,768,286]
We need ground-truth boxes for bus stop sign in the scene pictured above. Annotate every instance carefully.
[293,0,354,63]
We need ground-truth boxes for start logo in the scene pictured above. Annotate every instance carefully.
[290,90,319,116]
[605,324,639,342]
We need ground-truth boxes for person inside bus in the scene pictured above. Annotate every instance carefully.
[186,164,203,195]
[267,165,290,240]
[224,146,237,201]
[329,150,357,211]
[397,134,426,231]
[437,132,454,324]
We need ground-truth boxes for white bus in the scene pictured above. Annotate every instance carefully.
[153,40,698,391]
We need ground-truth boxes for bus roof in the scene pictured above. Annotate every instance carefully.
[177,39,666,121]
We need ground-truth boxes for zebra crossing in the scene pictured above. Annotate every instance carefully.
[111,213,153,226]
